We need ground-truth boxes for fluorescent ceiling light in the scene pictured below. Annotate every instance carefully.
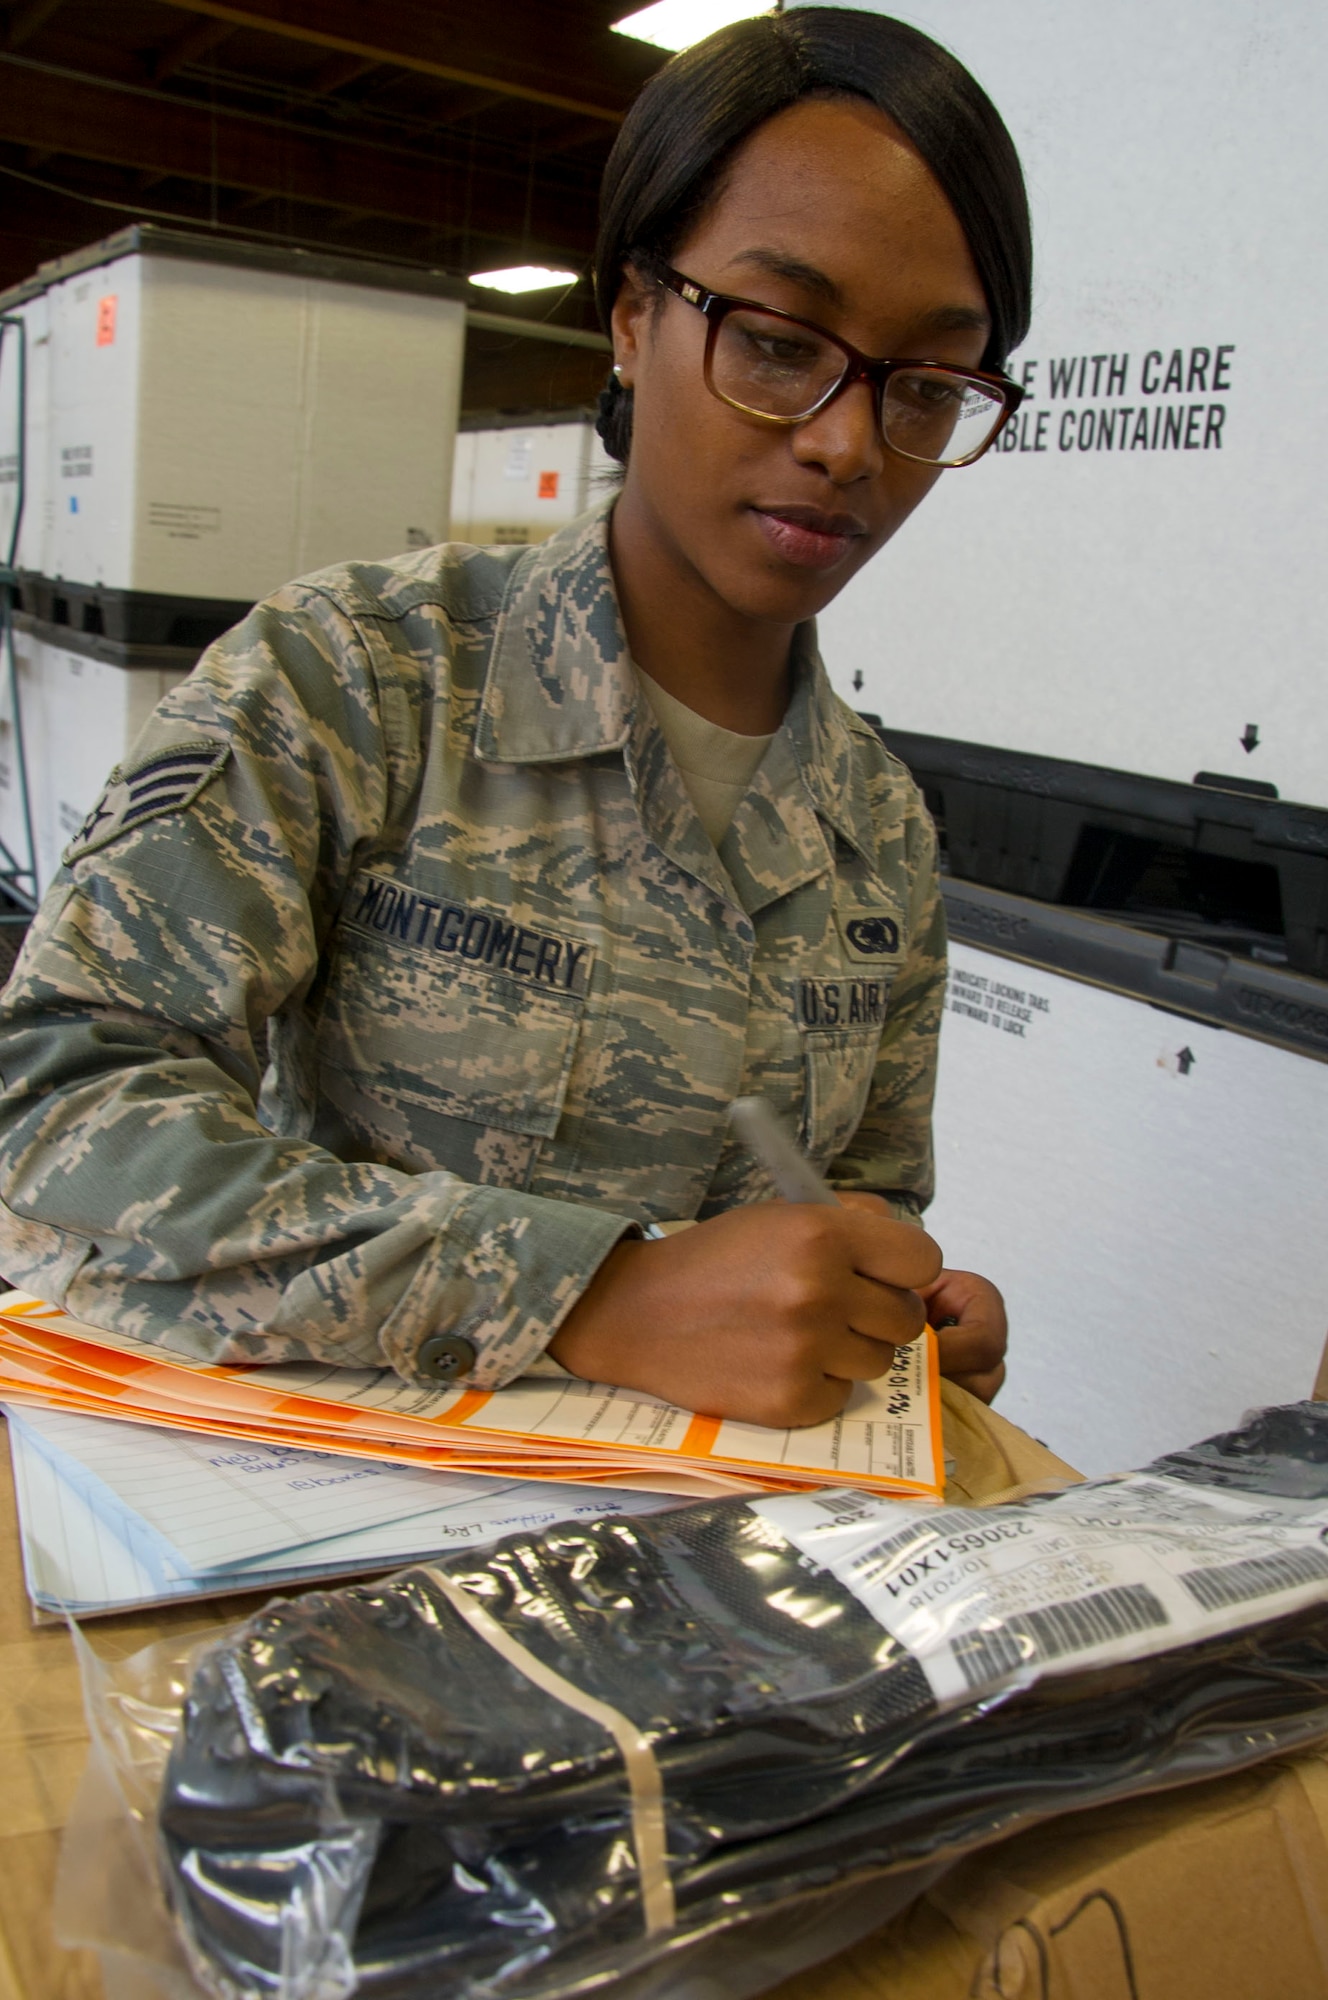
[468,265,579,295]
[611,0,771,52]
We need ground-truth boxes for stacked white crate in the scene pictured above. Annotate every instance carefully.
[809,0,1328,812]
[0,618,191,897]
[0,285,52,576]
[791,0,1328,1471]
[450,414,615,548]
[0,226,468,899]
[23,229,466,599]
[926,915,1328,1476]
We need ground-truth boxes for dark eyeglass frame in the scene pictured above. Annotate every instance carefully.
[656,263,1025,467]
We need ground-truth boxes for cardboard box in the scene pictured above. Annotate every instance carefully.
[450,412,614,547]
[766,1745,1328,2000]
[4,226,467,601]
[0,616,192,897]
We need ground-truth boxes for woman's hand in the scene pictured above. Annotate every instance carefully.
[838,1195,1008,1404]
[548,1201,942,1428]
[918,1266,1008,1404]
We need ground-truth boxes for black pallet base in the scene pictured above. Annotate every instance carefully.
[0,884,31,986]
[12,609,206,676]
[12,573,252,650]
[941,878,1328,1065]
[873,725,1328,981]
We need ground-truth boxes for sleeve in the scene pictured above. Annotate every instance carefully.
[0,585,634,1388]
[825,795,947,1221]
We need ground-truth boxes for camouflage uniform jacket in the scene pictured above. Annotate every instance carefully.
[0,505,946,1387]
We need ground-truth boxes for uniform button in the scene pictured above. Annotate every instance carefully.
[416,1333,477,1383]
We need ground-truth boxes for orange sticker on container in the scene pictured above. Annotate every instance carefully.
[96,296,117,346]
[537,470,560,500]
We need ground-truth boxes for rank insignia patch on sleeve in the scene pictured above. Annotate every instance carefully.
[62,739,232,867]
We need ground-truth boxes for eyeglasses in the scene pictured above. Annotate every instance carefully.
[656,264,1023,468]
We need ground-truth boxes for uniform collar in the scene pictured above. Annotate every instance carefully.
[475,504,634,764]
[473,500,879,879]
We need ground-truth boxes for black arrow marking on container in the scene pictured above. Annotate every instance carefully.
[1177,1047,1196,1075]
[1241,724,1259,753]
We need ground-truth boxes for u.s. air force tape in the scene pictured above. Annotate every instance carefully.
[62,740,232,866]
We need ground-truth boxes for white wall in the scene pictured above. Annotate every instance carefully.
[801,0,1328,808]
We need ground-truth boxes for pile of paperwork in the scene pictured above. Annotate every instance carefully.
[0,1291,943,1502]
[4,1402,672,1616]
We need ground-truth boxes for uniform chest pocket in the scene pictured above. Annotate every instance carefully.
[317,926,587,1141]
[796,976,890,1169]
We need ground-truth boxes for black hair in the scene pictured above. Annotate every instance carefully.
[593,7,1032,464]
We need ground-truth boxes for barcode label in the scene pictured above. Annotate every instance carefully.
[1179,1543,1328,1612]
[844,1507,997,1578]
[810,1490,879,1521]
[950,1583,1170,1692]
[758,1471,1328,1715]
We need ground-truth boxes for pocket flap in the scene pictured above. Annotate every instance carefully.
[318,925,588,1140]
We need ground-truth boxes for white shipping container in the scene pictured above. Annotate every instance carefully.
[0,618,192,898]
[0,287,52,577]
[5,226,467,602]
[450,416,614,547]
[927,933,1328,1475]
[808,0,1328,810]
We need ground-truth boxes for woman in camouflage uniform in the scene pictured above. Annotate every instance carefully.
[0,11,1031,1429]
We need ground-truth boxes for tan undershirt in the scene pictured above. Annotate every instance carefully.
[634,666,776,848]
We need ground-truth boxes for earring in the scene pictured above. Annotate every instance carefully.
[612,364,625,382]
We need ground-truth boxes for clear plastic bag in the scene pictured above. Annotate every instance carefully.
[67,1403,1328,1999]
[56,1616,946,2000]
[55,1620,219,2000]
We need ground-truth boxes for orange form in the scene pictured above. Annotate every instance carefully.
[0,1296,944,1502]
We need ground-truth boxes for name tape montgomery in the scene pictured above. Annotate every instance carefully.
[345,871,593,998]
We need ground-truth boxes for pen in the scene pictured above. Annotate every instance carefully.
[733,1100,948,1468]
[729,1096,841,1207]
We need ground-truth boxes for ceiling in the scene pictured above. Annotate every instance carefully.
[0,0,671,410]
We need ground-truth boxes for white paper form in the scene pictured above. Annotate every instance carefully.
[7,1429,485,1614]
[9,1402,505,1569]
[3,1406,677,1614]
[9,1415,166,1612]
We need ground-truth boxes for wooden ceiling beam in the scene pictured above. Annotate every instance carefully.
[150,0,641,123]
[4,0,65,49]
[543,114,620,155]
[150,17,235,83]
[307,50,377,95]
[0,178,596,305]
[0,62,598,251]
